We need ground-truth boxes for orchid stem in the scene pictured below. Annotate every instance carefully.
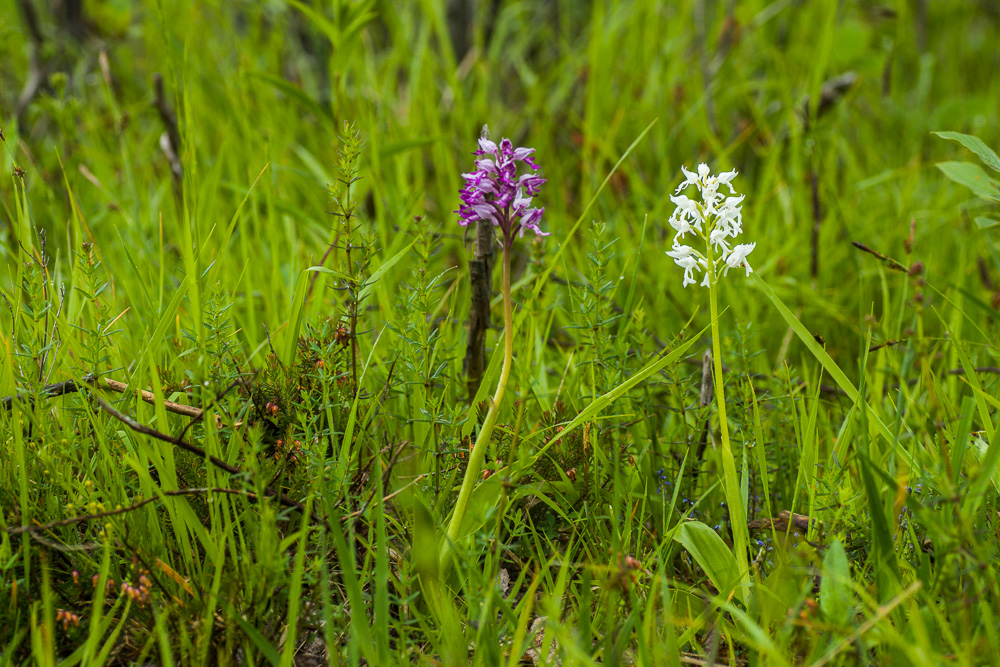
[706,243,751,597]
[440,241,514,573]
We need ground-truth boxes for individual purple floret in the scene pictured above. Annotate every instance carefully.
[458,130,547,244]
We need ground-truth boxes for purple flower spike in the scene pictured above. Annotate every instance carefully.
[458,126,547,244]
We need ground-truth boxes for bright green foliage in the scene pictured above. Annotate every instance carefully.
[935,131,1000,229]
[2,1,1000,664]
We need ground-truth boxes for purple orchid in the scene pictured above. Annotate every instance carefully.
[443,129,546,572]
[458,132,547,245]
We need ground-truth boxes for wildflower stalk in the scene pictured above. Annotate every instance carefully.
[440,128,546,573]
[665,163,756,596]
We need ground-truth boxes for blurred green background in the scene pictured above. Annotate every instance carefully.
[2,0,998,369]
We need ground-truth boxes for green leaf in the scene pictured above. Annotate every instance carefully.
[374,472,390,663]
[716,598,790,666]
[359,239,416,303]
[286,0,343,49]
[970,433,1000,501]
[974,216,1000,230]
[208,163,270,283]
[820,540,852,627]
[941,319,996,444]
[617,214,649,338]
[673,522,741,600]
[282,270,311,368]
[858,452,899,601]
[934,131,1000,172]
[461,326,508,439]
[335,327,386,486]
[286,0,376,50]
[294,144,334,185]
[329,513,376,662]
[280,501,313,666]
[305,265,351,280]
[952,397,976,487]
[289,239,410,369]
[936,161,1000,202]
[455,473,504,538]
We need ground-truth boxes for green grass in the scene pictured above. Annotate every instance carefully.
[2,0,1000,664]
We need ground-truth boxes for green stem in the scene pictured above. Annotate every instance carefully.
[706,244,751,597]
[440,243,514,572]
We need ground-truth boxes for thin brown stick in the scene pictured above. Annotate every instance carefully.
[851,241,908,273]
[99,376,246,430]
[748,510,814,534]
[153,73,183,184]
[25,532,102,552]
[977,256,994,291]
[99,376,203,418]
[464,218,496,400]
[802,72,858,128]
[92,392,240,475]
[1,375,243,427]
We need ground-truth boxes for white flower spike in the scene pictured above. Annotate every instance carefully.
[665,164,754,288]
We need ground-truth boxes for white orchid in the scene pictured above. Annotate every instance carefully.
[668,194,704,236]
[724,243,756,277]
[665,165,754,288]
[709,227,732,255]
[714,169,738,193]
[675,164,703,194]
[665,243,704,288]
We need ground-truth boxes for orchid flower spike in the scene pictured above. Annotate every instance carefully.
[458,126,547,245]
[665,164,754,287]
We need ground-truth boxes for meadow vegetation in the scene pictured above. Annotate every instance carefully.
[2,1,1000,664]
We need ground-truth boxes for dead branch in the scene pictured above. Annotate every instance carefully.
[464,218,496,400]
[90,393,325,525]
